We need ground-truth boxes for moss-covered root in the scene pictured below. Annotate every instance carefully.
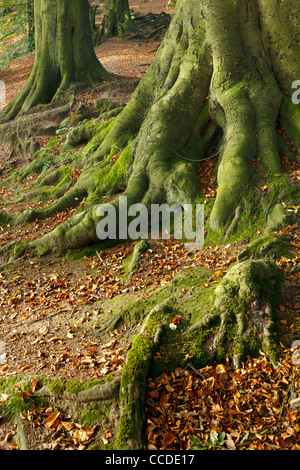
[5,182,86,227]
[116,299,172,449]
[213,260,283,369]
[0,241,29,272]
[127,240,149,280]
[36,375,121,404]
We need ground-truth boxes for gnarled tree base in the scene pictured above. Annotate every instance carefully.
[0,234,291,449]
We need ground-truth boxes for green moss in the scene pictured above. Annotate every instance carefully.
[153,326,214,376]
[81,409,106,427]
[12,242,28,259]
[205,169,299,246]
[95,98,125,117]
[97,265,217,380]
[121,251,134,277]
[126,240,148,278]
[67,379,106,395]
[19,155,52,182]
[47,377,106,397]
[116,334,154,449]
[0,376,23,392]
[94,142,133,192]
[115,405,135,450]
[81,118,117,157]
[215,260,282,311]
[120,335,153,393]
[47,379,66,396]
[238,232,293,262]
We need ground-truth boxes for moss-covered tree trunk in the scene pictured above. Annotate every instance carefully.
[1,0,299,251]
[0,0,111,121]
[93,0,136,44]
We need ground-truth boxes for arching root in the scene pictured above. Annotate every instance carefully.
[116,298,174,449]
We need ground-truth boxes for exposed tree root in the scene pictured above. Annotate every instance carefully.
[0,247,288,449]
[213,260,282,369]
[126,239,149,280]
[36,375,121,404]
[116,297,174,449]
[0,0,298,261]
[128,12,171,41]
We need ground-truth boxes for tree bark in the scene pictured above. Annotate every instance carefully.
[26,0,34,48]
[93,0,136,44]
[0,0,111,121]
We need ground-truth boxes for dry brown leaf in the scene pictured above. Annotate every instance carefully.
[61,421,75,432]
[45,412,61,428]
[70,425,96,445]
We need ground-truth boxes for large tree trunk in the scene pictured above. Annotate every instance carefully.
[1,0,299,249]
[0,0,111,121]
[93,0,136,44]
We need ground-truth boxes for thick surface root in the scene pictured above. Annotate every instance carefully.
[212,259,283,368]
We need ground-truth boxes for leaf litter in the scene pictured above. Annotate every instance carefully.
[145,350,300,451]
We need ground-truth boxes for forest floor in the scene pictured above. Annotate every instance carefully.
[0,0,299,452]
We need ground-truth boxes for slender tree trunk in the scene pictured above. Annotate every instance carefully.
[1,0,111,121]
[89,3,98,33]
[26,0,34,48]
[93,0,136,44]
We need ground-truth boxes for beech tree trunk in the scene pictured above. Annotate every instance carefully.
[1,0,111,121]
[93,0,136,44]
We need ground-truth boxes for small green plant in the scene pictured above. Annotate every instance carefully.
[0,389,36,421]
[189,431,226,450]
[56,117,70,135]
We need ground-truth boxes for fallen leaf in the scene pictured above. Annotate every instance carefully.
[70,426,97,445]
[4,432,13,443]
[45,412,61,428]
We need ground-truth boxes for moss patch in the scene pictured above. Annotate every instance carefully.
[205,170,298,247]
